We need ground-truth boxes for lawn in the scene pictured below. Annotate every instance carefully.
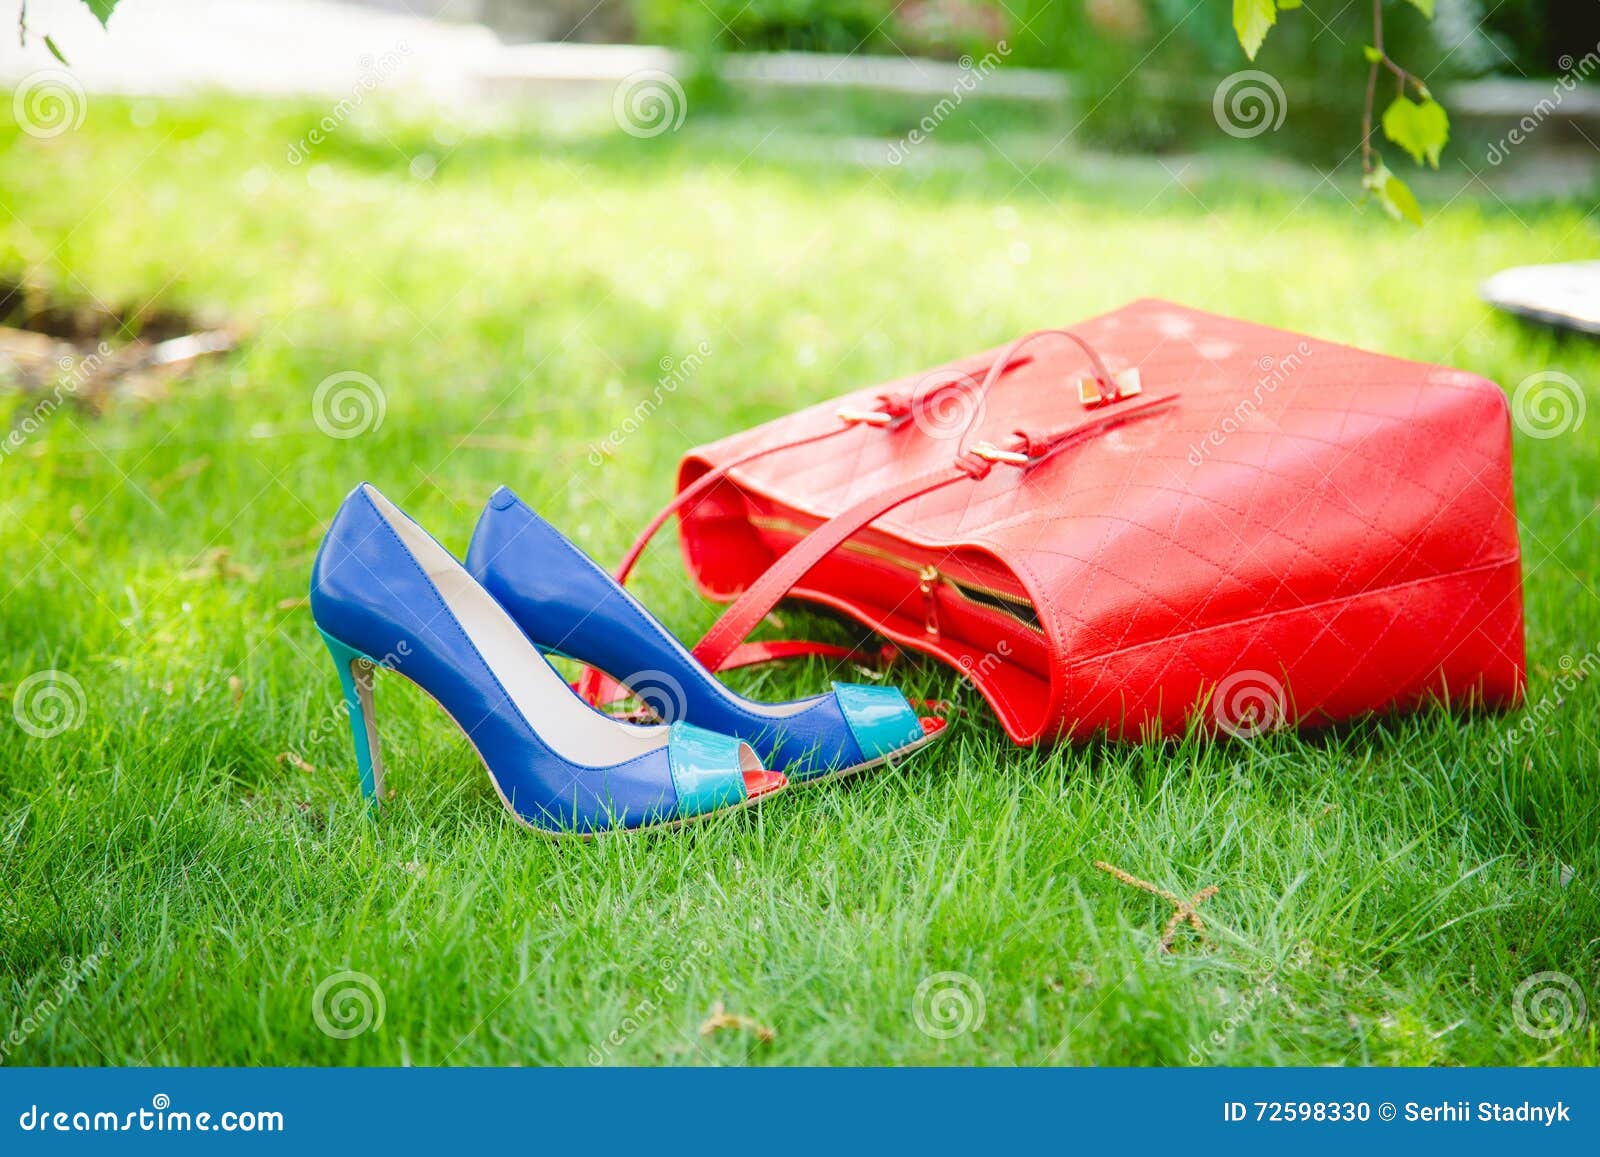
[1,91,1597,1067]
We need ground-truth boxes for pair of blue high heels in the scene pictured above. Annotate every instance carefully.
[309,484,944,836]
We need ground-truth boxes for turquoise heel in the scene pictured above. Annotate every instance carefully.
[319,627,386,806]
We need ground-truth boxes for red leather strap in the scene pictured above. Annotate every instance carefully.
[954,327,1119,446]
[875,352,1035,419]
[720,639,886,667]
[576,420,868,706]
[613,421,861,587]
[690,460,989,672]
[572,669,632,711]
[612,330,1097,591]
[1012,391,1179,462]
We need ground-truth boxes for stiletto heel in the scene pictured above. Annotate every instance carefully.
[319,627,386,806]
[308,483,784,836]
[466,486,946,785]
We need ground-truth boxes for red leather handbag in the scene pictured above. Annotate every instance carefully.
[600,299,1525,744]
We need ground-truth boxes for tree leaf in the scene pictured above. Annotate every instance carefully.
[1384,172,1423,226]
[44,35,69,65]
[1233,0,1277,60]
[1365,162,1423,226]
[1278,0,1302,9]
[1414,98,1448,167]
[1404,0,1435,17]
[83,0,119,27]
[1381,98,1423,164]
[1382,95,1450,168]
[1362,45,1383,64]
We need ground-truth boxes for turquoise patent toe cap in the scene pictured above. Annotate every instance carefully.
[832,682,924,762]
[665,722,751,819]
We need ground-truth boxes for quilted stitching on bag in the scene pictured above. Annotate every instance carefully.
[678,300,1525,743]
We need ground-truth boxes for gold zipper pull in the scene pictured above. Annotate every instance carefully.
[918,565,941,637]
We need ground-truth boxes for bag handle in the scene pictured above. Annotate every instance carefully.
[688,385,1177,672]
[870,351,1036,423]
[579,343,1052,702]
[585,327,1161,704]
[690,328,1171,669]
[611,421,862,588]
[575,420,880,706]
[689,459,990,671]
[605,339,1058,593]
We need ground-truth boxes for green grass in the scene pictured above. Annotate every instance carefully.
[1,93,1597,1067]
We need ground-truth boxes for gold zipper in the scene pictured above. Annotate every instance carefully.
[917,564,941,637]
[749,515,1042,632]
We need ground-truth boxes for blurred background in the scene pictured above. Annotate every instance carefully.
[4,0,1598,193]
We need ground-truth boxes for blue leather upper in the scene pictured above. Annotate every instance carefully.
[309,484,749,833]
[465,486,924,779]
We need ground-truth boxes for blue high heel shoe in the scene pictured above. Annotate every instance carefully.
[465,486,945,784]
[309,484,785,835]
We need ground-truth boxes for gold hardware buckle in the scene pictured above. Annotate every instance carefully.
[1076,367,1143,408]
[836,407,895,426]
[969,441,1032,465]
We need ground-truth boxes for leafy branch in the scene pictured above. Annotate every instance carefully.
[1234,0,1450,224]
[16,0,118,65]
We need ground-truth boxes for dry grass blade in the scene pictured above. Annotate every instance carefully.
[699,1001,775,1043]
[1094,861,1218,953]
